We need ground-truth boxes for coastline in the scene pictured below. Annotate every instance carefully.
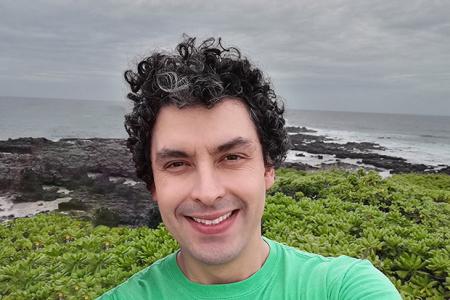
[0,131,449,223]
[283,126,450,176]
[0,137,160,225]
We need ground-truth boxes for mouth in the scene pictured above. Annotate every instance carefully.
[191,210,233,225]
[186,210,239,234]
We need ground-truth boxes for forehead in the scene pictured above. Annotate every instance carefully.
[151,99,259,152]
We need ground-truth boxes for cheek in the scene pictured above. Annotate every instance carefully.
[154,176,191,212]
[155,188,178,210]
[226,172,267,201]
[153,172,179,198]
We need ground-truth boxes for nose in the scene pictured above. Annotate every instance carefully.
[189,163,226,206]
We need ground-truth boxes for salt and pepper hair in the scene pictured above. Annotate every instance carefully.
[124,36,290,190]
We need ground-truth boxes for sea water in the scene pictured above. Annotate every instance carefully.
[0,96,127,140]
[285,109,450,167]
[1,96,449,167]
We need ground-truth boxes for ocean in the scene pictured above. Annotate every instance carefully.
[285,109,450,167]
[0,96,128,140]
[1,96,449,167]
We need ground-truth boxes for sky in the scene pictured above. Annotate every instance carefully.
[1,0,449,116]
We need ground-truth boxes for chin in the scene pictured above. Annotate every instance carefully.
[186,241,243,266]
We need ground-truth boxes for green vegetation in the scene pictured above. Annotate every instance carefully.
[1,169,449,299]
[0,216,178,299]
[266,169,449,299]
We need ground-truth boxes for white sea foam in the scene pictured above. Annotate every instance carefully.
[286,109,450,167]
[286,150,392,177]
[0,195,72,219]
[310,128,450,167]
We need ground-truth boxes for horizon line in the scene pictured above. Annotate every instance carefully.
[1,94,449,118]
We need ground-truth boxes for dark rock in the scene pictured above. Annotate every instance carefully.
[42,190,62,202]
[14,192,43,202]
[58,200,87,211]
[0,137,160,227]
[281,161,318,171]
[319,161,365,172]
[89,174,116,194]
[44,186,59,193]
[19,168,43,193]
[0,144,32,154]
[286,126,317,133]
[438,167,450,175]
[287,132,448,174]
[93,207,121,227]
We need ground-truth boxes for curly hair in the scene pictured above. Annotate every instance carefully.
[124,36,290,190]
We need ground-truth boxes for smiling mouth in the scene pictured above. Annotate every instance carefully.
[189,210,238,226]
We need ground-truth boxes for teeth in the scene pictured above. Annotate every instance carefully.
[192,211,233,226]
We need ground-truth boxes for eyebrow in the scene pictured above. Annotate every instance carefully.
[215,137,254,154]
[155,149,189,164]
[154,137,254,164]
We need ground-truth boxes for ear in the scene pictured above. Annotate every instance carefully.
[264,167,275,191]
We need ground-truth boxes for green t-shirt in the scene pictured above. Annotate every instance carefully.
[97,238,401,299]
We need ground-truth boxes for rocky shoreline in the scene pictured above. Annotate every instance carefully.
[0,138,160,226]
[1,131,448,225]
[284,126,450,175]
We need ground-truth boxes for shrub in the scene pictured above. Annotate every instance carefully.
[265,169,450,299]
[1,169,449,299]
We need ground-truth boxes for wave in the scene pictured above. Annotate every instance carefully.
[419,134,449,139]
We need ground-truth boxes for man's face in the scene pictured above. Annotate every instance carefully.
[150,99,274,266]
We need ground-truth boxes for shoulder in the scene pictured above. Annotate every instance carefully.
[266,239,401,299]
[96,252,176,300]
[269,238,384,277]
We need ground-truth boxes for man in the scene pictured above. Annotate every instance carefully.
[98,36,401,299]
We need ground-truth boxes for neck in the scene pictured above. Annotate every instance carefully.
[177,236,269,285]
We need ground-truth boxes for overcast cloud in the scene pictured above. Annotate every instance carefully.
[1,0,449,115]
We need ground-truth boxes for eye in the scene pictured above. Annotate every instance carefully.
[223,154,244,163]
[165,161,188,170]
[224,154,241,161]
